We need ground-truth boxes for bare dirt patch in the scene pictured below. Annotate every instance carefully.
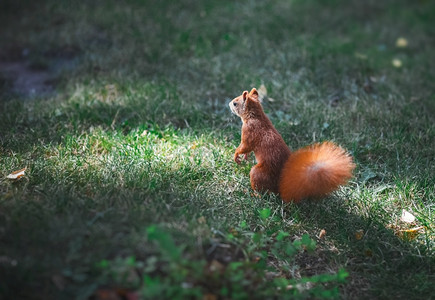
[0,46,79,100]
[0,61,54,98]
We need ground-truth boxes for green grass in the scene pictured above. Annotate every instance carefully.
[1,0,434,299]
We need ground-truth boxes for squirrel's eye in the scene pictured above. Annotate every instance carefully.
[233,102,238,106]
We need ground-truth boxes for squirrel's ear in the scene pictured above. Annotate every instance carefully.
[242,91,248,101]
[249,88,259,100]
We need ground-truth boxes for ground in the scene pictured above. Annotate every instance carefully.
[0,0,434,299]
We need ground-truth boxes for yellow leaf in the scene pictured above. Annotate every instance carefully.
[396,37,408,48]
[6,168,26,180]
[398,226,424,240]
[392,59,402,68]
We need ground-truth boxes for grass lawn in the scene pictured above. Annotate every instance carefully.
[1,0,434,299]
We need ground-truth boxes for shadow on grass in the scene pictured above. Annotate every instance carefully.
[0,153,224,299]
[292,195,434,299]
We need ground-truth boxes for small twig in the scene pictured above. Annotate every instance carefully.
[111,109,120,130]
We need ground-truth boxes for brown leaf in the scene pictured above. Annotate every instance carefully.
[208,259,225,273]
[364,248,373,257]
[93,288,122,300]
[355,229,364,240]
[202,293,218,300]
[318,229,326,239]
[91,288,139,300]
[6,167,26,180]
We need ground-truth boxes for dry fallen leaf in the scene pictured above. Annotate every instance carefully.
[398,226,424,240]
[364,248,373,257]
[396,37,408,48]
[93,287,139,300]
[229,227,239,236]
[6,168,26,180]
[400,209,416,223]
[369,76,378,83]
[257,84,267,102]
[355,52,368,60]
[202,293,218,300]
[318,229,327,239]
[392,59,402,68]
[208,259,225,273]
[355,229,364,240]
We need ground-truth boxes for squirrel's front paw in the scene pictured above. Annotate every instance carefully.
[234,153,242,164]
[234,152,248,164]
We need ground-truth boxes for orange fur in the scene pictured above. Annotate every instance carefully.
[278,142,355,203]
[230,88,355,203]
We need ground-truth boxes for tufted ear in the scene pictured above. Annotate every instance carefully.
[242,90,248,101]
[249,88,259,100]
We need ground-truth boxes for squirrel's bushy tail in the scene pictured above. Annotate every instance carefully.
[279,142,355,203]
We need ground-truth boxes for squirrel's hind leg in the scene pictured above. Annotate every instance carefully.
[250,164,279,194]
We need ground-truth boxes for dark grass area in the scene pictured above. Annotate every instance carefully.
[1,0,434,299]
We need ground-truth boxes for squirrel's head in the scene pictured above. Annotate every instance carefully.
[229,88,262,119]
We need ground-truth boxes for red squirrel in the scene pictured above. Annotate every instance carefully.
[229,88,355,203]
